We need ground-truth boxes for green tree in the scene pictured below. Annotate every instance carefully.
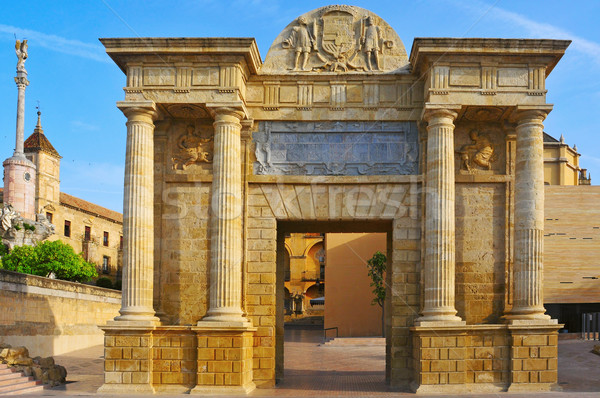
[96,277,113,289]
[1,245,38,275]
[367,251,387,337]
[366,251,387,307]
[1,240,97,282]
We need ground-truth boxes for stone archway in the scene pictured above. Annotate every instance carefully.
[98,4,568,395]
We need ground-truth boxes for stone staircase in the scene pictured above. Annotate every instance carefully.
[322,337,385,346]
[0,363,44,395]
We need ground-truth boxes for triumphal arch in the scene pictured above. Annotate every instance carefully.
[98,5,569,394]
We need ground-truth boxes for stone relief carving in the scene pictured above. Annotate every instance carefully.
[172,124,213,170]
[456,129,498,173]
[254,121,418,176]
[362,16,383,71]
[283,16,317,71]
[263,5,408,73]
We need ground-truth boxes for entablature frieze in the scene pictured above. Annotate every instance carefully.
[245,75,423,118]
[422,63,551,105]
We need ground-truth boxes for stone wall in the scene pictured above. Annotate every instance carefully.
[325,233,385,337]
[0,269,121,357]
[455,184,506,324]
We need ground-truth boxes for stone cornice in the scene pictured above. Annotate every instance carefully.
[410,38,571,76]
[100,37,262,75]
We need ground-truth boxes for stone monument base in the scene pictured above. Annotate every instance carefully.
[410,322,562,393]
[98,324,256,395]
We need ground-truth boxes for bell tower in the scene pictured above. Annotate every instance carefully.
[24,108,61,213]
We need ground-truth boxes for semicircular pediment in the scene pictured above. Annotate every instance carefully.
[261,5,408,74]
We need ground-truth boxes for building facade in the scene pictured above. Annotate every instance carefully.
[98,5,569,394]
[1,112,123,282]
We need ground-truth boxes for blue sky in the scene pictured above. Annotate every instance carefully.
[1,1,599,212]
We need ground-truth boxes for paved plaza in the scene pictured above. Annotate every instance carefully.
[15,329,600,397]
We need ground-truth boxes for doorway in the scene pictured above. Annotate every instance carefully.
[275,220,393,391]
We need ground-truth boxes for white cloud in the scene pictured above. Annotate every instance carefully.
[451,1,600,65]
[70,120,100,132]
[0,24,110,63]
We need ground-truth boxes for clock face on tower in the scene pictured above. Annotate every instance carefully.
[23,172,31,182]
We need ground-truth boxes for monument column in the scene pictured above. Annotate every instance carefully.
[417,106,463,324]
[3,39,37,220]
[508,108,551,321]
[201,106,250,325]
[113,101,159,324]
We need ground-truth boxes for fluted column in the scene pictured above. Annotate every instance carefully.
[202,107,250,325]
[508,109,551,321]
[113,101,159,325]
[417,107,463,324]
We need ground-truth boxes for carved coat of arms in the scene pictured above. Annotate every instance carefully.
[280,6,395,72]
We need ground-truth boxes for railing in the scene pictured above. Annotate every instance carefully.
[582,312,600,340]
[301,271,323,281]
[323,326,338,342]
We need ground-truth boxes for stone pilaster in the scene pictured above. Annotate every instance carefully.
[201,107,250,326]
[507,109,551,321]
[417,106,463,324]
[112,101,159,325]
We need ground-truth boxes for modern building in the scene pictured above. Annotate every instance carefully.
[542,133,599,332]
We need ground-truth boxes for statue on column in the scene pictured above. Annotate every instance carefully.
[15,39,28,72]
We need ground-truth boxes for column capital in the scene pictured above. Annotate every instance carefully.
[510,105,553,124]
[421,104,461,124]
[14,76,29,88]
[117,101,158,123]
[207,105,246,123]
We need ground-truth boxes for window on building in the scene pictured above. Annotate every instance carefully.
[103,231,109,247]
[119,236,123,250]
[102,256,110,274]
[64,220,71,237]
[45,212,53,224]
[84,226,91,241]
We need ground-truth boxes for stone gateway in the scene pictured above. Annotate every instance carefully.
[98,5,568,394]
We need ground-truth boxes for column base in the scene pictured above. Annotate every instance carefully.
[505,318,558,326]
[196,319,253,328]
[97,383,155,394]
[190,382,256,395]
[108,317,161,327]
[192,324,256,394]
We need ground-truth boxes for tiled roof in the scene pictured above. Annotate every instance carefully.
[24,131,61,158]
[60,192,123,223]
[543,132,559,143]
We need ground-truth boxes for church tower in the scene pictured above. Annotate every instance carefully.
[24,110,61,214]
